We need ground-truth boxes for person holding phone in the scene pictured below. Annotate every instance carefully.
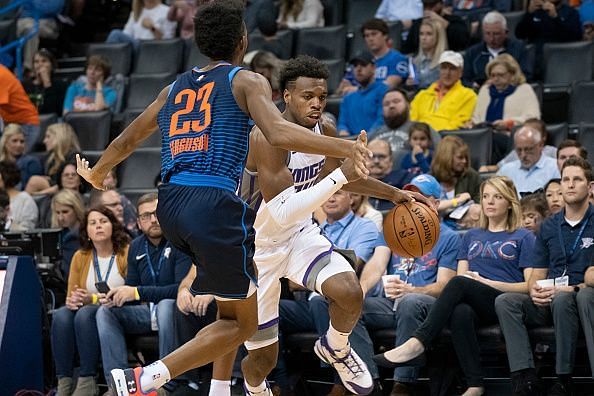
[51,206,130,396]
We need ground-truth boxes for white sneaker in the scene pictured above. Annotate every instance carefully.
[314,335,373,395]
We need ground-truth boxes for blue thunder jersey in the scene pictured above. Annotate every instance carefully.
[157,65,251,192]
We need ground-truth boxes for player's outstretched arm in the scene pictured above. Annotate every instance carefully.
[76,86,169,190]
[233,71,370,178]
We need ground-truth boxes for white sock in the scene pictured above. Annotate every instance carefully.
[208,379,231,396]
[244,380,269,394]
[139,360,171,391]
[326,321,350,352]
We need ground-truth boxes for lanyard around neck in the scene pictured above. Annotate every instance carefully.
[144,240,169,285]
[93,249,116,283]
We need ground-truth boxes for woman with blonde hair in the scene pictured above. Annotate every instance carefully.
[374,176,536,396]
[471,54,540,131]
[25,123,81,196]
[431,135,481,213]
[0,123,43,187]
[277,0,324,29]
[51,189,85,276]
[411,18,448,89]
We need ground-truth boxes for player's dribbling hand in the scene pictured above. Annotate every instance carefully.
[76,154,107,190]
[351,131,371,180]
[395,190,439,213]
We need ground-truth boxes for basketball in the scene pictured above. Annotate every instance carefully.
[383,201,440,258]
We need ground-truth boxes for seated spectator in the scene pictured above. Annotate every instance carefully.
[167,0,198,40]
[497,126,560,197]
[337,19,409,95]
[356,174,460,396]
[400,122,434,181]
[367,139,410,210]
[0,160,38,230]
[23,49,68,116]
[0,124,43,187]
[250,51,285,103]
[516,0,582,47]
[16,0,64,72]
[26,123,81,196]
[545,178,564,215]
[97,193,192,394]
[375,0,423,28]
[0,189,10,231]
[106,0,177,49]
[520,192,549,232]
[402,0,470,54]
[557,139,588,172]
[350,192,383,230]
[0,65,40,152]
[463,11,532,87]
[431,135,482,213]
[102,169,140,237]
[337,53,387,137]
[495,157,594,395]
[51,189,85,277]
[89,189,139,237]
[409,18,448,89]
[369,88,441,158]
[277,0,324,29]
[410,51,477,132]
[51,207,130,396]
[63,55,117,115]
[374,176,536,396]
[471,54,540,131]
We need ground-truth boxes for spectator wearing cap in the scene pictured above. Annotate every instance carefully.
[580,0,594,40]
[410,51,477,132]
[354,174,460,396]
[402,0,470,54]
[463,11,532,88]
[337,19,409,95]
[516,0,582,46]
[337,52,387,137]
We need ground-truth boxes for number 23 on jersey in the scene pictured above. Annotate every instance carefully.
[169,82,214,137]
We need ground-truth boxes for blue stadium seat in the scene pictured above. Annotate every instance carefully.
[543,41,593,85]
[183,38,210,70]
[322,59,345,95]
[502,11,524,41]
[345,0,382,33]
[441,127,492,169]
[125,72,176,110]
[577,123,594,163]
[88,42,133,76]
[64,110,112,151]
[569,81,594,124]
[294,25,347,60]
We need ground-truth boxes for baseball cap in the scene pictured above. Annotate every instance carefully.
[439,50,464,68]
[350,51,375,66]
[403,174,442,199]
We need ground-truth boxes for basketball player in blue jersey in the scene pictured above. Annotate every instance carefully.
[231,56,435,396]
[75,1,372,395]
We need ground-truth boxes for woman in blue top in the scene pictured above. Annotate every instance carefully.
[374,176,536,396]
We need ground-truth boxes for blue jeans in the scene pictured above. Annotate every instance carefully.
[106,29,140,51]
[361,294,436,383]
[51,305,101,378]
[96,299,176,380]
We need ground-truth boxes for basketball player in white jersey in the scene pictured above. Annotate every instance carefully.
[228,56,433,396]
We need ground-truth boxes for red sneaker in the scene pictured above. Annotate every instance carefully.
[110,367,157,396]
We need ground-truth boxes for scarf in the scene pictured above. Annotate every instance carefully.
[486,84,516,122]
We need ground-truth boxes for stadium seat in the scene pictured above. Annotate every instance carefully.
[294,25,347,60]
[88,42,133,76]
[441,127,492,169]
[569,81,594,124]
[125,72,176,110]
[321,0,344,26]
[247,30,294,60]
[118,148,162,189]
[64,110,112,151]
[542,41,593,85]
[348,21,402,58]
[577,123,594,163]
[133,39,184,75]
[139,129,162,148]
[529,82,542,109]
[53,67,85,83]
[345,0,382,33]
[322,59,345,95]
[523,43,535,82]
[35,113,59,151]
[184,38,210,70]
[502,11,524,41]
[545,123,568,147]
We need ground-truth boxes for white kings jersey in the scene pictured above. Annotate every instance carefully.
[240,123,326,246]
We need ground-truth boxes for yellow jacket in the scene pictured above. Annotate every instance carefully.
[410,80,477,132]
[67,246,128,297]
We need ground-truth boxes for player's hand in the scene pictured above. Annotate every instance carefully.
[177,288,194,315]
[108,286,136,307]
[350,131,371,180]
[191,294,214,317]
[76,154,107,190]
[393,189,438,213]
[340,157,360,182]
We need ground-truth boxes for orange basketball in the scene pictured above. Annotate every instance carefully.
[383,201,440,258]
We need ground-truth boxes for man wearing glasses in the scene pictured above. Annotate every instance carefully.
[497,126,560,197]
[95,193,192,395]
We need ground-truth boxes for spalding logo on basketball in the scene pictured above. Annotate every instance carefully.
[383,201,440,258]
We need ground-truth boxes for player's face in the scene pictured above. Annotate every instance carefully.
[545,181,564,214]
[87,211,113,244]
[137,200,163,239]
[286,77,328,129]
[481,184,510,222]
[561,166,591,205]
[55,203,78,229]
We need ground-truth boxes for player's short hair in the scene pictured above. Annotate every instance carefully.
[194,0,246,62]
[279,55,329,92]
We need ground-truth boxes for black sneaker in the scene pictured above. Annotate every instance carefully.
[547,381,573,396]
[513,379,544,396]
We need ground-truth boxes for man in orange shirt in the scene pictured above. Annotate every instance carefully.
[0,65,40,152]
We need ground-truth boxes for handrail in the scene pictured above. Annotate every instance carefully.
[0,0,39,80]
